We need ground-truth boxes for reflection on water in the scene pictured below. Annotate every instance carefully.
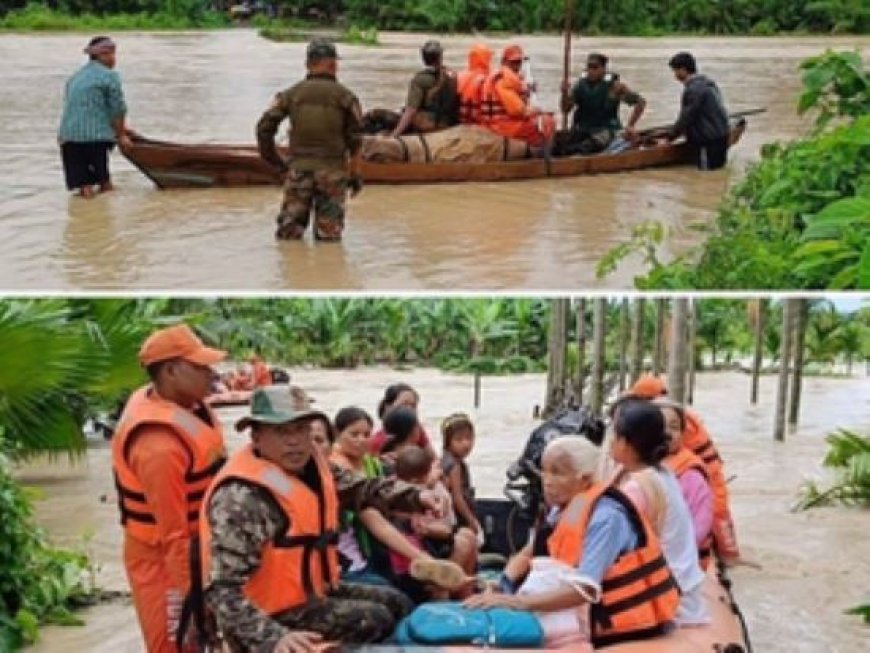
[1,31,867,290]
[21,370,870,652]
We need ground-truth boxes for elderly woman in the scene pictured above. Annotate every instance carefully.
[465,436,679,648]
[58,36,132,198]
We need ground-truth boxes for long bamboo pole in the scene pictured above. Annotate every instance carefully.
[562,0,575,129]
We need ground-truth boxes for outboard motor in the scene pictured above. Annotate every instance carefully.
[504,406,605,522]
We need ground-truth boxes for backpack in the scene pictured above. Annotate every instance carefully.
[394,602,544,647]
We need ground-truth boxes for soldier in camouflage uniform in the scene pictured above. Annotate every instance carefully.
[201,387,450,652]
[391,40,460,138]
[257,39,364,242]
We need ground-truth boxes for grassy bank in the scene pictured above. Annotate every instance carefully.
[0,4,228,31]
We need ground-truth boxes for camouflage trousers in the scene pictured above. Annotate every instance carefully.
[276,168,348,241]
[272,582,412,642]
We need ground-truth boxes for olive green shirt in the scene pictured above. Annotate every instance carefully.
[256,73,363,173]
[405,67,459,129]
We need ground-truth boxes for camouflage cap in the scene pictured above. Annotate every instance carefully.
[307,38,340,61]
[236,386,328,432]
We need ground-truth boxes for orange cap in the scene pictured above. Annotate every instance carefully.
[138,324,226,367]
[502,44,524,63]
[629,374,668,398]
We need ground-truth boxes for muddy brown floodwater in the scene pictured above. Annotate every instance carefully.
[0,31,867,291]
[16,369,870,652]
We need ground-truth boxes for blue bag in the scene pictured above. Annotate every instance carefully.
[395,602,544,648]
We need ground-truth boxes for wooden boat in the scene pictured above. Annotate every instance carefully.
[122,121,747,189]
[206,389,252,407]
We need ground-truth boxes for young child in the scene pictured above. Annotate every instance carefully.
[440,413,481,538]
[610,400,709,626]
[392,447,478,596]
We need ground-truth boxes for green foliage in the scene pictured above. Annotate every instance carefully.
[0,447,95,649]
[845,603,870,624]
[603,51,870,290]
[796,429,870,509]
[0,2,228,30]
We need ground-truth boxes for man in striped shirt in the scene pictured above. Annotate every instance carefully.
[58,36,132,198]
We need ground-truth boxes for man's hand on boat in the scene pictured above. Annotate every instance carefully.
[118,128,136,152]
[273,630,327,653]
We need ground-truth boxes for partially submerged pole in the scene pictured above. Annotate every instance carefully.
[774,300,795,442]
[590,298,607,415]
[575,298,587,404]
[618,298,630,392]
[788,298,808,428]
[667,298,689,404]
[630,298,645,382]
[545,298,569,415]
[750,298,766,405]
[687,298,697,405]
[653,298,666,375]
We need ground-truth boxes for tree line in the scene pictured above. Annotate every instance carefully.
[1,0,867,33]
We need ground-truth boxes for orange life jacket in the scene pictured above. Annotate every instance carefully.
[548,484,680,647]
[683,409,740,558]
[458,70,487,123]
[111,386,227,546]
[199,444,340,616]
[480,66,530,124]
[664,447,714,570]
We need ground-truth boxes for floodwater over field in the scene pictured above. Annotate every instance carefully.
[18,370,870,652]
[0,31,867,290]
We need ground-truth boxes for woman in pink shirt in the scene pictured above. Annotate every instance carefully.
[370,383,437,459]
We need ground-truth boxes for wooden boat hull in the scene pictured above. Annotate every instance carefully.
[123,122,746,189]
[206,390,252,407]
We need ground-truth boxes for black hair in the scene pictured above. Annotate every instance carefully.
[442,413,474,451]
[614,401,670,466]
[395,445,433,482]
[421,40,443,67]
[377,383,418,419]
[334,406,373,435]
[669,51,697,74]
[381,406,419,454]
[88,36,111,61]
[310,414,336,443]
[657,401,686,433]
[587,52,608,67]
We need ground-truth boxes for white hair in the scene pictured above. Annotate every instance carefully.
[543,436,600,479]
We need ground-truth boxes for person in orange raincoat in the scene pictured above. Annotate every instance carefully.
[628,375,742,564]
[250,354,272,388]
[111,324,228,652]
[479,44,555,148]
[457,43,493,124]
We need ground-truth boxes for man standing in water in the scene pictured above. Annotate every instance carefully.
[111,324,228,653]
[391,40,460,137]
[667,52,731,170]
[58,36,133,198]
[257,39,363,241]
[559,52,647,154]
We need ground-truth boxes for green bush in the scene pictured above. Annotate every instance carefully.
[601,51,870,290]
[0,3,228,30]
[0,446,94,650]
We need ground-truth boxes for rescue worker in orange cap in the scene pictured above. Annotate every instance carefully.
[457,43,493,124]
[111,324,228,652]
[480,45,555,148]
[628,374,742,565]
[250,354,272,388]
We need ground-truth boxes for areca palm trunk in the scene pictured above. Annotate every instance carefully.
[590,298,607,415]
[545,298,569,415]
[667,298,689,404]
[618,298,630,392]
[575,298,587,404]
[653,298,666,375]
[751,298,766,405]
[774,300,796,442]
[687,298,697,404]
[789,298,809,427]
[630,298,645,382]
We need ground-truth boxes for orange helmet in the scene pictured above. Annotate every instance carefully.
[502,44,524,63]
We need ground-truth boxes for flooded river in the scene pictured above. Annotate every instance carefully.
[18,369,870,652]
[0,31,867,290]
